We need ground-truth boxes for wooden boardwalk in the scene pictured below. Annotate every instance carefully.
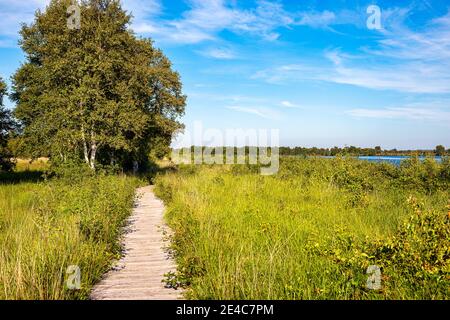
[90,186,182,300]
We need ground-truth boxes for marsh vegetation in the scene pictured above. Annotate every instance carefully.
[155,156,450,299]
[0,161,141,299]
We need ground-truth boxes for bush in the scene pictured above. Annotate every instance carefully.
[367,196,450,298]
[0,148,14,172]
[319,196,450,299]
[398,156,448,193]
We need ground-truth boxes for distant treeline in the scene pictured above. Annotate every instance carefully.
[174,145,448,157]
[279,145,448,157]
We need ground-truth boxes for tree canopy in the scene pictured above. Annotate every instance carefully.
[0,77,15,171]
[435,145,446,156]
[12,0,186,170]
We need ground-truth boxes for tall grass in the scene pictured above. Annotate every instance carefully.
[0,166,141,299]
[155,157,450,299]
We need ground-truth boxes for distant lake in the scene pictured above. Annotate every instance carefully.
[319,156,443,166]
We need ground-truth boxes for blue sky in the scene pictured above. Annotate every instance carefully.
[0,0,449,149]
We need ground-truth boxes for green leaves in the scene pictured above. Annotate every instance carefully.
[367,197,450,297]
[12,0,186,169]
[0,77,15,172]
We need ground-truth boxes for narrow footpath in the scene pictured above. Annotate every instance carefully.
[90,186,181,300]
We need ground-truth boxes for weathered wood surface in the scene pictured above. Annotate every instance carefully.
[90,186,182,300]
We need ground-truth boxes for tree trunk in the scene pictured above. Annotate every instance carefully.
[81,127,89,165]
[90,143,97,170]
[89,131,97,170]
[110,151,116,166]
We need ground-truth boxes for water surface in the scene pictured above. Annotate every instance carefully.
[357,156,442,166]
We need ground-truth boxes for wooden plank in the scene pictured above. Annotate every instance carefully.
[90,186,182,300]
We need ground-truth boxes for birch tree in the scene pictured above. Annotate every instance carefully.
[12,0,186,170]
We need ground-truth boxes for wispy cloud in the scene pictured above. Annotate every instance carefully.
[296,10,336,28]
[132,0,297,44]
[227,105,280,119]
[0,0,163,47]
[252,63,326,84]
[199,47,236,59]
[347,107,450,122]
[254,8,450,94]
[188,92,267,104]
[122,0,162,19]
[324,9,450,93]
[0,0,49,46]
[0,1,403,48]
[131,0,371,45]
[280,100,302,108]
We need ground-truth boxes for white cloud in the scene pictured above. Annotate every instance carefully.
[199,47,236,59]
[254,9,450,94]
[132,0,299,44]
[0,1,398,48]
[280,101,301,108]
[322,8,450,93]
[121,0,162,20]
[252,63,327,84]
[347,107,450,122]
[188,92,266,104]
[227,105,280,119]
[296,10,336,28]
[130,1,382,44]
[132,2,373,45]
[3,1,450,97]
[0,0,163,47]
[324,57,450,94]
[0,0,49,42]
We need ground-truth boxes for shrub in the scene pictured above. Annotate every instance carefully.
[367,196,450,298]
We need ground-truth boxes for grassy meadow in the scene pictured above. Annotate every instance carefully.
[0,156,448,300]
[0,160,141,299]
[155,156,450,300]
